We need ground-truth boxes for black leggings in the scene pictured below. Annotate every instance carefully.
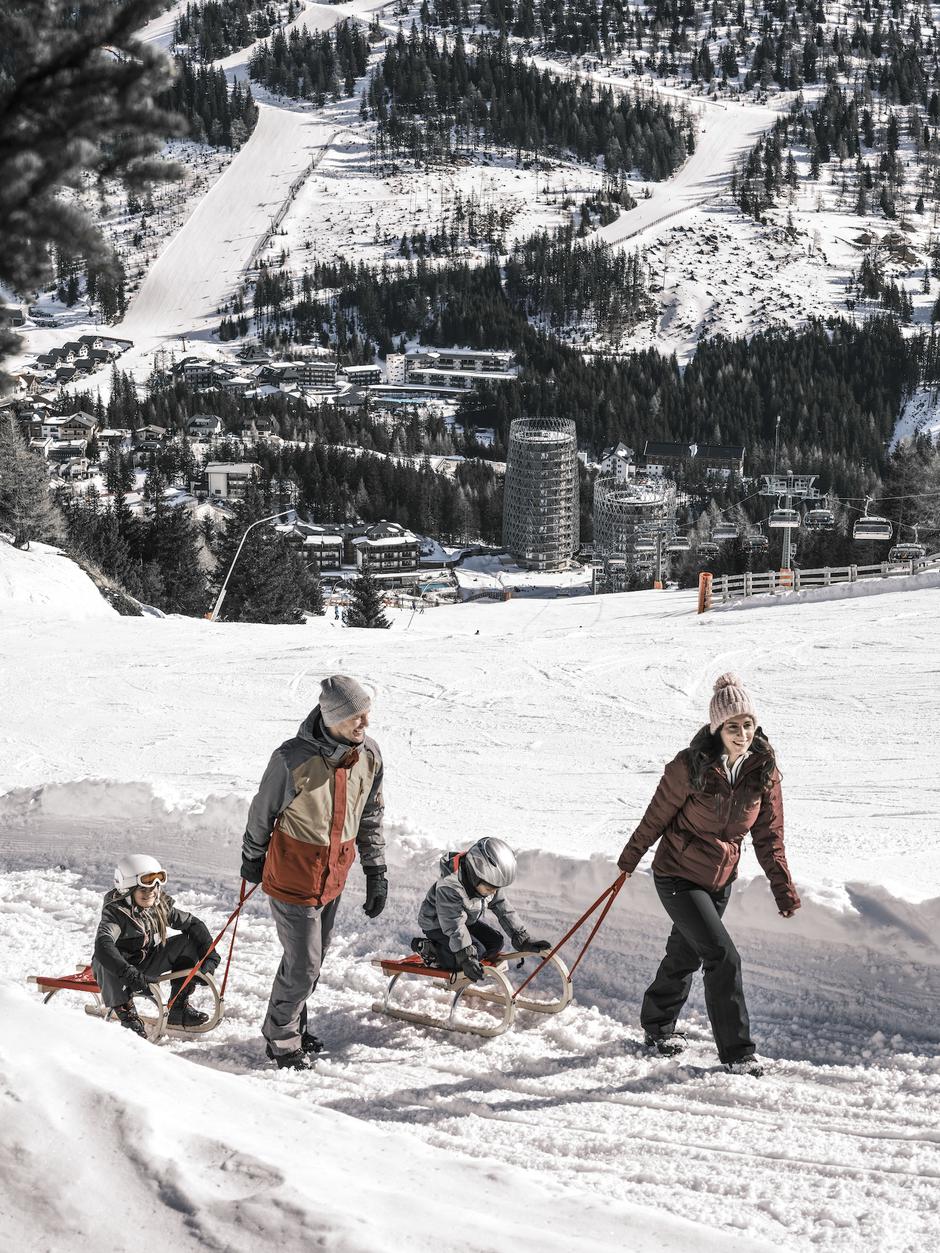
[641,875,755,1064]
[423,919,504,971]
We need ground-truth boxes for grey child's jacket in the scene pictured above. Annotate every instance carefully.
[418,851,527,953]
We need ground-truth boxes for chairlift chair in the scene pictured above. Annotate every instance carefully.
[712,522,738,542]
[852,498,892,542]
[888,527,926,562]
[803,507,835,531]
[697,541,720,559]
[768,506,800,529]
[665,534,691,553]
[744,532,769,554]
[634,535,655,554]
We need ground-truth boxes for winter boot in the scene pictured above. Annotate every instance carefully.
[266,1043,314,1071]
[301,1031,324,1055]
[113,1002,147,1038]
[724,1056,765,1078]
[410,937,440,968]
[167,980,210,1028]
[644,1031,687,1057]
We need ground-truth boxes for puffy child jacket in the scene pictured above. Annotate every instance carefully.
[93,889,213,975]
[417,851,526,953]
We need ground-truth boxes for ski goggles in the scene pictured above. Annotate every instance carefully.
[136,870,167,888]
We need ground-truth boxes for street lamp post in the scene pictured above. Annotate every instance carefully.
[208,510,288,622]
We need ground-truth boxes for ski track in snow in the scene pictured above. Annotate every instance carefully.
[2,541,940,1251]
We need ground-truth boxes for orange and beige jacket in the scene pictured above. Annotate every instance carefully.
[618,727,800,913]
[242,707,385,907]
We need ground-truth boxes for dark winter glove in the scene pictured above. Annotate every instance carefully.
[240,854,265,884]
[202,950,221,977]
[524,939,553,953]
[363,869,388,919]
[123,967,151,997]
[455,945,485,983]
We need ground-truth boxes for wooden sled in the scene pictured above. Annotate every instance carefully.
[371,949,573,1038]
[28,963,223,1043]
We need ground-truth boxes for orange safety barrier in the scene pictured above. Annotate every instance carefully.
[697,570,713,614]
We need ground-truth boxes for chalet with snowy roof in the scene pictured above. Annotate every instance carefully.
[186,413,224,439]
[285,524,345,572]
[174,357,221,388]
[32,411,97,441]
[340,364,383,387]
[77,333,133,354]
[351,521,419,573]
[98,428,132,453]
[47,439,88,463]
[643,441,745,480]
[237,343,271,364]
[259,360,337,388]
[0,304,26,327]
[133,425,167,445]
[600,442,636,482]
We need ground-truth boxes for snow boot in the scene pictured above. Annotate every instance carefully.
[723,1057,765,1078]
[167,979,209,1028]
[644,1031,687,1057]
[410,937,440,968]
[301,1030,324,1055]
[266,1043,314,1071]
[114,1002,147,1038]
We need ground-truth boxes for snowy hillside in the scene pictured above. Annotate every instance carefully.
[1,550,939,1252]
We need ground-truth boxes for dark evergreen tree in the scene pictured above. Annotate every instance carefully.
[0,415,64,548]
[211,485,316,623]
[344,565,390,628]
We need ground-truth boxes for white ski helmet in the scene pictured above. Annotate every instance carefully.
[114,854,167,894]
[465,837,516,889]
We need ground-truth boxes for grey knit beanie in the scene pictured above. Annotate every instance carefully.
[319,675,372,726]
[708,673,756,734]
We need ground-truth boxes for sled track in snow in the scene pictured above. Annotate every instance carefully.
[3,808,939,1253]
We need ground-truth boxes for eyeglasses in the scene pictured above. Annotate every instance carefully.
[137,870,167,888]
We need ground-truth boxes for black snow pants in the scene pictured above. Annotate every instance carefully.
[92,932,206,1009]
[423,919,504,971]
[641,874,755,1065]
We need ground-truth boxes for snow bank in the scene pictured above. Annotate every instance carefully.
[713,563,940,610]
[0,538,115,619]
[0,984,767,1253]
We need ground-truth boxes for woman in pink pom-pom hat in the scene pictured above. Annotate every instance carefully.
[616,674,800,1076]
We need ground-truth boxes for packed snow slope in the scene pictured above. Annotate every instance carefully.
[1,543,939,1253]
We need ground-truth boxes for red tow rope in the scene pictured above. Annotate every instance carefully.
[167,879,259,1010]
[512,873,626,1001]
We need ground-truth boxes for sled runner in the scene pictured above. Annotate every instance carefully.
[371,948,573,1038]
[28,963,223,1042]
[372,875,626,1039]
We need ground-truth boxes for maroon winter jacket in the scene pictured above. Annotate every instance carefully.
[618,727,800,912]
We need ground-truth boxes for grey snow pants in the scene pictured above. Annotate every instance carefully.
[262,894,340,1055]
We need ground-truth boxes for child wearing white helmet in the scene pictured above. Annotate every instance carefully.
[413,837,552,982]
[92,854,220,1037]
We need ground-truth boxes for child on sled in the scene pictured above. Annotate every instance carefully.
[92,854,220,1037]
[412,837,552,982]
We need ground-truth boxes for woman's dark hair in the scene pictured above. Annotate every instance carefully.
[688,726,779,793]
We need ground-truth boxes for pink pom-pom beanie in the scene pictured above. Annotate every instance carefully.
[708,673,757,734]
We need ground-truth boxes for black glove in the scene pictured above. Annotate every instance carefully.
[363,869,388,919]
[511,932,553,953]
[202,950,221,976]
[455,945,485,982]
[124,967,151,996]
[240,854,265,884]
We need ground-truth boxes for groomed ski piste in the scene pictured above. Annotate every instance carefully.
[1,539,939,1253]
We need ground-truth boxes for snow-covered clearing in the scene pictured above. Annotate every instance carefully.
[1,540,939,1251]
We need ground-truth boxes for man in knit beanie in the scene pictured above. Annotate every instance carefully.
[240,675,385,1071]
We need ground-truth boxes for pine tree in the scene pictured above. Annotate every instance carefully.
[0,0,183,377]
[0,415,65,548]
[344,564,390,628]
[211,484,315,623]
